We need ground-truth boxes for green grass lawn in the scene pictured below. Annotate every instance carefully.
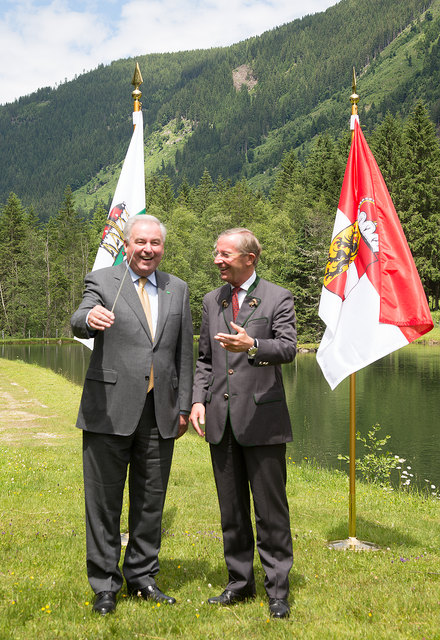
[0,358,439,639]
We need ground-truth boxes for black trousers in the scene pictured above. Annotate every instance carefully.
[82,392,174,594]
[210,419,293,599]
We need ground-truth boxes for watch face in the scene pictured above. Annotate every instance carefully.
[247,338,258,356]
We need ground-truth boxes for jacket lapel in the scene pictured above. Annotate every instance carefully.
[219,280,264,332]
[221,277,262,329]
[219,285,233,332]
[115,263,153,343]
[154,270,172,345]
[236,292,262,327]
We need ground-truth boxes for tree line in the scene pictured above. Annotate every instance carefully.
[0,104,439,344]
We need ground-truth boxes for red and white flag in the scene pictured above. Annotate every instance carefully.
[317,119,433,389]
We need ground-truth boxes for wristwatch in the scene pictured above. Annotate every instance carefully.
[247,339,258,357]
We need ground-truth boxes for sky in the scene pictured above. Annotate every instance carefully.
[0,0,339,105]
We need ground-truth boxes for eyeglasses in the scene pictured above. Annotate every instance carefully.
[212,250,244,260]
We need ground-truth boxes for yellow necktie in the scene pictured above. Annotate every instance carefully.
[138,277,154,392]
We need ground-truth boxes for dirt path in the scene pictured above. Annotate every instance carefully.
[0,378,62,446]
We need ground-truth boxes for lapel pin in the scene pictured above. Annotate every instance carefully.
[249,298,259,308]
[222,300,229,308]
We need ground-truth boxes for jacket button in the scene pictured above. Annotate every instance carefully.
[224,393,229,400]
[228,369,234,375]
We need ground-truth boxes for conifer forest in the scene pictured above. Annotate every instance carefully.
[1,0,440,342]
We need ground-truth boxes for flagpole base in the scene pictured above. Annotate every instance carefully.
[327,536,380,551]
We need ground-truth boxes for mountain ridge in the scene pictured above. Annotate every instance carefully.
[0,0,437,218]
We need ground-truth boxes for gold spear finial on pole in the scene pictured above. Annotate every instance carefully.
[350,67,359,127]
[132,62,143,112]
[351,67,358,99]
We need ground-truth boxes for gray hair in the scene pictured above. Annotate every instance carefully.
[123,214,167,242]
[216,228,262,266]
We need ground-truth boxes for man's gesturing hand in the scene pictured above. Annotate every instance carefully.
[214,321,254,352]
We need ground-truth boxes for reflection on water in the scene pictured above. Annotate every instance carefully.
[1,342,439,486]
[284,345,440,487]
[0,342,91,386]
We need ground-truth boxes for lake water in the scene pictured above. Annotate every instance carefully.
[1,342,439,487]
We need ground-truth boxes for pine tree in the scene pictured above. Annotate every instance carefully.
[398,103,440,306]
[46,187,90,335]
[303,134,345,209]
[188,169,216,214]
[0,193,30,336]
[23,206,47,336]
[369,111,405,202]
[270,150,304,208]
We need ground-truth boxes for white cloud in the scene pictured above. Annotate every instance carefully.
[0,1,111,102]
[0,0,338,104]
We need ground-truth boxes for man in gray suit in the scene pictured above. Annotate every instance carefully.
[71,214,193,615]
[190,228,296,619]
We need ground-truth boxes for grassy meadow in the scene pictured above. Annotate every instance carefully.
[0,357,439,640]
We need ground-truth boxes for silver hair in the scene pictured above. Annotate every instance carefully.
[216,228,262,266]
[123,214,167,242]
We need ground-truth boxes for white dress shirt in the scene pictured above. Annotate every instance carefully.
[128,265,159,335]
[231,271,257,308]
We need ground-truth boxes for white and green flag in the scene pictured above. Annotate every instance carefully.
[93,109,146,271]
[78,110,145,350]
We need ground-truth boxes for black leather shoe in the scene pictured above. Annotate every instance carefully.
[269,598,290,618]
[93,591,116,615]
[208,589,255,605]
[127,583,176,605]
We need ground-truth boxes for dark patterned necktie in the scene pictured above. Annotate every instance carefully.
[231,287,241,321]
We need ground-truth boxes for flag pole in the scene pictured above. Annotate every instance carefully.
[109,63,144,315]
[120,62,144,548]
[328,68,379,552]
[348,69,359,541]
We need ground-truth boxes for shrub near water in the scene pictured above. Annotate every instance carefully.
[1,359,440,639]
[338,423,440,498]
[338,423,400,487]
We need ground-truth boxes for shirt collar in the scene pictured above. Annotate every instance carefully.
[127,264,157,287]
[231,270,256,293]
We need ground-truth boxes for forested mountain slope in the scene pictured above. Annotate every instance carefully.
[0,0,438,218]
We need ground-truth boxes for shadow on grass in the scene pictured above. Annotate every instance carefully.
[156,506,306,600]
[326,517,421,548]
[150,558,306,603]
[162,505,178,531]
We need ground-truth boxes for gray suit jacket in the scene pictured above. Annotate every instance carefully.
[192,276,296,445]
[71,263,193,438]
